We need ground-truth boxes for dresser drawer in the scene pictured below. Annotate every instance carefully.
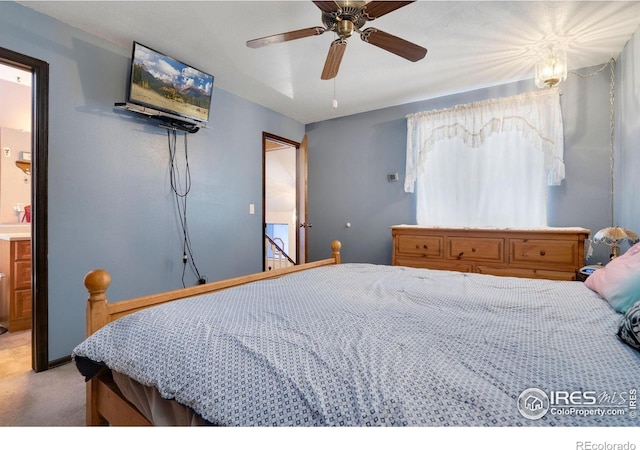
[447,237,503,262]
[396,235,443,258]
[477,265,576,281]
[510,239,578,266]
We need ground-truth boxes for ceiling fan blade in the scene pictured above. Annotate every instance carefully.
[360,28,427,62]
[313,1,340,13]
[247,27,326,48]
[362,1,415,19]
[321,39,347,80]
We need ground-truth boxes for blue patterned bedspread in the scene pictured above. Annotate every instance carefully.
[72,264,640,426]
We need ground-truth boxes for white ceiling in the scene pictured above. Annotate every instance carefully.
[17,1,640,124]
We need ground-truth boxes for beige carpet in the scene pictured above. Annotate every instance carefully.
[0,330,85,426]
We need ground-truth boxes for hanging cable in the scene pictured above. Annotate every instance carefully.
[167,128,205,287]
[569,61,610,79]
[608,58,615,228]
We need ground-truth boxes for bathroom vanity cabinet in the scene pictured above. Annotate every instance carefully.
[0,236,32,332]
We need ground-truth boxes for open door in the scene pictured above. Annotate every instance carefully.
[0,47,49,372]
[297,135,309,264]
[263,133,308,270]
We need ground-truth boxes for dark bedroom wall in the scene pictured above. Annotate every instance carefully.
[306,65,616,265]
[0,2,305,360]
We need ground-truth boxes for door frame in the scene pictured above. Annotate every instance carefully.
[0,47,49,372]
[262,132,303,269]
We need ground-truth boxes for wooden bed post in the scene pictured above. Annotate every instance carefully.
[331,240,341,264]
[84,269,112,426]
[85,269,111,336]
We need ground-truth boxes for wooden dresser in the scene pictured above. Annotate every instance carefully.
[0,238,32,332]
[391,226,590,281]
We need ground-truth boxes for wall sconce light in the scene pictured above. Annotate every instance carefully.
[535,47,567,88]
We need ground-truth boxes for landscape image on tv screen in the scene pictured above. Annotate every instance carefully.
[129,42,214,123]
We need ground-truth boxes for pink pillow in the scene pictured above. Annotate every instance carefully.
[585,241,640,313]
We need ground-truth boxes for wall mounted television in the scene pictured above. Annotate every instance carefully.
[125,41,214,128]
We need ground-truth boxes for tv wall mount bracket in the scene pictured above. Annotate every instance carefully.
[114,102,203,134]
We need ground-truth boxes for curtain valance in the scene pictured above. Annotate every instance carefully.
[404,89,564,193]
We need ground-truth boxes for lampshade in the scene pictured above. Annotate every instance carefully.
[592,226,640,259]
[535,47,567,88]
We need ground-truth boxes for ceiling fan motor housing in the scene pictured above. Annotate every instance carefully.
[322,7,367,38]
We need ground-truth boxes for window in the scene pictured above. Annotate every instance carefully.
[405,89,564,228]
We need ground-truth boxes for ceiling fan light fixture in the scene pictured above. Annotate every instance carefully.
[535,46,567,88]
[336,19,355,38]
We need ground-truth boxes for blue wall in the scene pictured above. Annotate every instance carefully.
[618,25,640,234]
[306,70,616,265]
[0,3,305,360]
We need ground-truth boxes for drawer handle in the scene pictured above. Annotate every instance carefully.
[423,244,428,249]
[471,248,477,252]
[457,251,464,259]
[540,250,546,256]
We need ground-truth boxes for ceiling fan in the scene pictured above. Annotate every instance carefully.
[246,1,427,80]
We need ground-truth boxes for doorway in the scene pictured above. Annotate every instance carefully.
[262,133,308,271]
[0,47,49,372]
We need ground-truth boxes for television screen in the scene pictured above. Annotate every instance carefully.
[127,42,214,124]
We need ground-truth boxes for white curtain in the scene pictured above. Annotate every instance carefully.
[405,89,564,228]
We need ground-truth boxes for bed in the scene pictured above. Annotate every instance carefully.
[73,239,640,427]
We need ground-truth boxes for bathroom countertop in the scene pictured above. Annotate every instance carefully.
[0,232,31,241]
[0,225,31,241]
